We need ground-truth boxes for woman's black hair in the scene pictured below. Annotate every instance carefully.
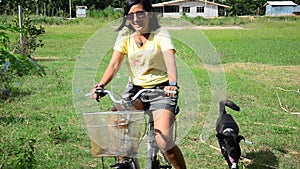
[115,0,160,32]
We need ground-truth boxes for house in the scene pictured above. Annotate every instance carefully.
[264,1,297,16]
[293,5,300,15]
[152,0,229,18]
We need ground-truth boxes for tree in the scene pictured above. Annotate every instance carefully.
[222,0,266,16]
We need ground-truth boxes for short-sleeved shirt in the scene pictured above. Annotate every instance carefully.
[113,27,176,88]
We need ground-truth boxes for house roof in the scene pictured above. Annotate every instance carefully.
[152,0,186,7]
[152,0,230,8]
[264,1,297,6]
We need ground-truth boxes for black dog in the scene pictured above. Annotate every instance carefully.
[216,100,245,169]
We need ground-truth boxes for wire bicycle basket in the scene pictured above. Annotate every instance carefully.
[83,110,146,158]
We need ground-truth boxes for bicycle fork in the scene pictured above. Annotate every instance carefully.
[146,120,159,169]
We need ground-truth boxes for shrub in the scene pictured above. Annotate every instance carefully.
[11,10,45,56]
[0,15,45,100]
[88,6,123,19]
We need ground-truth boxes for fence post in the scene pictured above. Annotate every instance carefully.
[18,5,24,54]
[69,0,72,18]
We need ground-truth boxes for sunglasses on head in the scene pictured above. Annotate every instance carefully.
[126,11,147,21]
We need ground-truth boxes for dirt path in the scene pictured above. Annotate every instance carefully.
[164,26,245,30]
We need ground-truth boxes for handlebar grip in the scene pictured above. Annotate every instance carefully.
[95,88,107,97]
[166,91,177,94]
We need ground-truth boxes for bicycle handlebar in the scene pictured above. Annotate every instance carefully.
[85,88,176,105]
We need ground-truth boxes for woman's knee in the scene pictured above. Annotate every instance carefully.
[155,131,176,152]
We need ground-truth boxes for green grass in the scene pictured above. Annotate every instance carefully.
[203,21,300,65]
[1,17,300,169]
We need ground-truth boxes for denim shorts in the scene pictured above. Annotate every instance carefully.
[123,82,179,115]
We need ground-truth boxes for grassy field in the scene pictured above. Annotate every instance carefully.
[1,16,299,169]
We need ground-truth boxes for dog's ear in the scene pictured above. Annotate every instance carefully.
[216,133,225,139]
[237,135,245,143]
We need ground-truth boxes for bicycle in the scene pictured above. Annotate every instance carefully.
[84,88,177,169]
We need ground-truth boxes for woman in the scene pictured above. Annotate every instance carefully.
[92,0,186,168]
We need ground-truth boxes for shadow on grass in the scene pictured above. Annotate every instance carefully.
[1,87,32,102]
[10,89,32,98]
[245,149,278,169]
[0,115,25,125]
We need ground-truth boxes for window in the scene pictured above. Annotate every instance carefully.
[197,6,204,13]
[182,7,190,13]
[164,6,179,13]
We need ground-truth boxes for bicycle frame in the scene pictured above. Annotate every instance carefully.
[86,88,175,169]
[145,110,172,169]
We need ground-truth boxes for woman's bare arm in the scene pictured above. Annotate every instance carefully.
[99,50,125,87]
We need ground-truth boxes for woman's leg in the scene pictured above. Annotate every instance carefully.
[153,109,186,169]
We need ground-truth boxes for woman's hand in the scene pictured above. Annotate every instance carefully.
[90,86,103,102]
[164,86,178,97]
[89,88,98,100]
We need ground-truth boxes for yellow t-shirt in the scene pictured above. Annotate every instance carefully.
[113,27,176,88]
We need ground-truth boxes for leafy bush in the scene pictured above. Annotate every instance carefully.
[11,10,45,56]
[88,6,123,19]
[0,14,45,100]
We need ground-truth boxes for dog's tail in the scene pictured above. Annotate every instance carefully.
[220,100,240,115]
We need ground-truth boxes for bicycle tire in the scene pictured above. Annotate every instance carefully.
[152,157,160,169]
[110,158,138,169]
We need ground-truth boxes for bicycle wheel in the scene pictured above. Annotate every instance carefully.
[110,158,139,169]
[151,158,160,169]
